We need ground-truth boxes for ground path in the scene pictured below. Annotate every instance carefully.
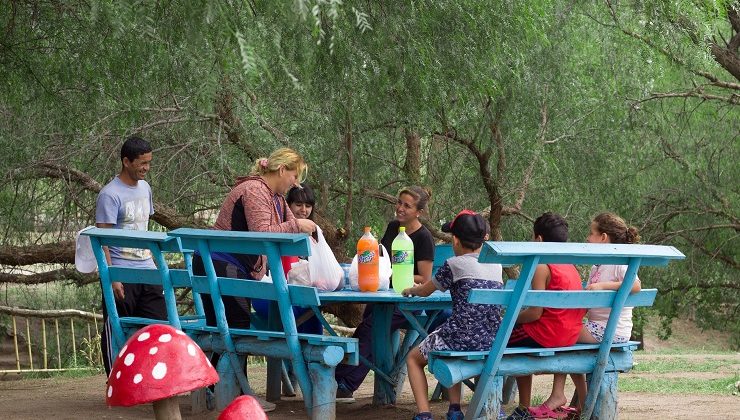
[1,357,737,420]
[1,319,737,419]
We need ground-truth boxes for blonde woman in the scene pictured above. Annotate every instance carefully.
[192,147,316,329]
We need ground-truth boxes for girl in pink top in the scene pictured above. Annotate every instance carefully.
[531,213,642,419]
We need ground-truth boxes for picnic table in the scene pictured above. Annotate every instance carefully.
[311,289,452,405]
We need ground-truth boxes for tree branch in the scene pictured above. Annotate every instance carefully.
[8,161,204,230]
[679,233,739,270]
[0,305,102,321]
[0,241,75,266]
[632,89,740,107]
[0,268,97,285]
[658,281,740,293]
[605,1,739,85]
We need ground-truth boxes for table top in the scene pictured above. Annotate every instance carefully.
[318,289,451,303]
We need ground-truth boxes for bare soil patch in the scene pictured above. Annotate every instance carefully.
[0,317,737,419]
[1,362,738,420]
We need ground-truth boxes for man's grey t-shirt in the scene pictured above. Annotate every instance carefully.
[95,176,154,268]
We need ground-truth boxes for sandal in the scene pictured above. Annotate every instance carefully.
[528,404,567,419]
[559,406,581,419]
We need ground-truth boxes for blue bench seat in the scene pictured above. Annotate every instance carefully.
[427,241,684,420]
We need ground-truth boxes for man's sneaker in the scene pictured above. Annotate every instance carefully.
[446,410,464,420]
[506,406,534,420]
[253,395,276,412]
[335,383,355,403]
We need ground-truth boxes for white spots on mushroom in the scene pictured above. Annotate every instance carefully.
[137,332,151,341]
[176,330,186,336]
[115,371,121,379]
[107,385,113,398]
[149,346,158,355]
[133,373,143,384]
[124,353,135,366]
[152,362,167,380]
[187,344,196,357]
[158,334,172,343]
[118,345,128,357]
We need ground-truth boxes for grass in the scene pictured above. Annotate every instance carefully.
[631,359,725,373]
[639,348,737,355]
[619,375,739,394]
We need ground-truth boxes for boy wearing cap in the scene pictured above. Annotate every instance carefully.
[402,210,503,420]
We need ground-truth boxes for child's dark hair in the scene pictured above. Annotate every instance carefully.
[592,212,640,244]
[533,212,569,243]
[120,136,152,162]
[458,238,484,251]
[286,183,316,219]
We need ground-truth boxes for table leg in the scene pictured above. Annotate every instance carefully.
[372,303,395,405]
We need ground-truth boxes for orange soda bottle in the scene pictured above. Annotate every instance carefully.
[356,226,380,292]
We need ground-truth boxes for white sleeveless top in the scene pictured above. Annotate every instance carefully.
[586,264,638,340]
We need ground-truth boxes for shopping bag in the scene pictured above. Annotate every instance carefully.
[286,259,312,286]
[349,244,391,291]
[288,226,344,291]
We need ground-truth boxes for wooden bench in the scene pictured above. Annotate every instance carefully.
[83,228,206,354]
[427,241,685,419]
[169,228,359,419]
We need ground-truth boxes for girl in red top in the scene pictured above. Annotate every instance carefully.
[506,213,586,420]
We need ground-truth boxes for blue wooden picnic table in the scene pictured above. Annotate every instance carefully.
[313,289,452,405]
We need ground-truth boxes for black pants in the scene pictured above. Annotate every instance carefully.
[191,255,252,374]
[101,283,167,376]
[191,255,251,329]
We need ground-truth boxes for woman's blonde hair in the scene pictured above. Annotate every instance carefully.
[250,147,307,183]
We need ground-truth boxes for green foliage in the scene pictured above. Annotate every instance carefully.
[0,0,736,341]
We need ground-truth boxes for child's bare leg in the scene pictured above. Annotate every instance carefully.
[448,382,462,405]
[570,374,587,410]
[577,327,599,343]
[541,374,568,409]
[407,347,430,413]
[515,375,533,407]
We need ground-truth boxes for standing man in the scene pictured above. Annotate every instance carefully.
[96,136,166,376]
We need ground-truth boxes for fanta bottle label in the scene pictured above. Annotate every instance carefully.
[358,249,377,264]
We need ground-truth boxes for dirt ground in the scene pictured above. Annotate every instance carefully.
[0,319,738,419]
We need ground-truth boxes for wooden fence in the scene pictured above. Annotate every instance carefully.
[0,306,103,374]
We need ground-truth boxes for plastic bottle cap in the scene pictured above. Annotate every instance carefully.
[399,227,406,232]
[364,226,371,233]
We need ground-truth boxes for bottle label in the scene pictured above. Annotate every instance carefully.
[392,250,414,265]
[358,250,377,264]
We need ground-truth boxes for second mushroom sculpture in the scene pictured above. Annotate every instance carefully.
[106,324,219,420]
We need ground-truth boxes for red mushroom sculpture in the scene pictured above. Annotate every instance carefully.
[106,324,219,420]
[218,395,268,420]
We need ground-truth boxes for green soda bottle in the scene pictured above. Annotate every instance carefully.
[391,226,414,293]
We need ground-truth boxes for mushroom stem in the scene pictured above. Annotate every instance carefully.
[153,397,182,420]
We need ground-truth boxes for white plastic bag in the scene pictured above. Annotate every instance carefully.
[74,226,97,273]
[349,244,392,291]
[286,259,312,286]
[288,226,344,291]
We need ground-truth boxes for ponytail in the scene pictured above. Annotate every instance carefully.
[593,212,640,244]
